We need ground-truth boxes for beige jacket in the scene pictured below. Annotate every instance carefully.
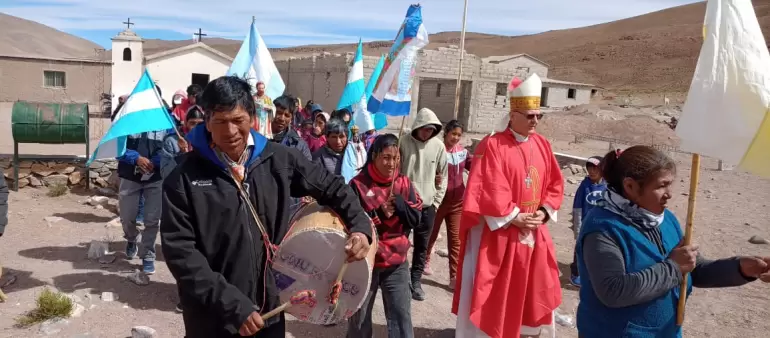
[400,108,448,208]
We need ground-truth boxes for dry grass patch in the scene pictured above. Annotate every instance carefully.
[15,288,73,327]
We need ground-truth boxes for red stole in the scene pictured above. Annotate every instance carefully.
[451,130,564,338]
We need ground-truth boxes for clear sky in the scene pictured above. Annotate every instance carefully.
[0,0,701,48]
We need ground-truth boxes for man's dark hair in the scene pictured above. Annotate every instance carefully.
[187,84,203,97]
[199,76,256,118]
[365,133,400,167]
[274,94,297,115]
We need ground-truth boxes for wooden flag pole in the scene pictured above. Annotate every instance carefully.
[676,153,701,325]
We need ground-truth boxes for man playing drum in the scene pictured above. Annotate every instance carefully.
[161,76,373,338]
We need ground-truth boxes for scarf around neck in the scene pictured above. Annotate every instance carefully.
[601,189,665,230]
[366,163,392,185]
[600,188,667,253]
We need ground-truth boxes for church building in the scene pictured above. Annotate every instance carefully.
[110,26,233,109]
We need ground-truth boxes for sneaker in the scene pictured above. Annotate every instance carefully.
[142,259,156,274]
[125,242,138,259]
[175,302,183,313]
[448,277,456,291]
[423,263,434,276]
[411,281,426,301]
[570,275,581,288]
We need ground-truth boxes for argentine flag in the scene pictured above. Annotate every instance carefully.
[367,55,388,130]
[338,39,366,110]
[367,4,429,116]
[227,19,285,99]
[87,70,175,165]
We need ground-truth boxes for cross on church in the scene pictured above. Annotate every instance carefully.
[194,28,207,42]
[122,18,134,30]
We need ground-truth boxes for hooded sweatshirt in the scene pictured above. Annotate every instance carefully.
[400,108,448,209]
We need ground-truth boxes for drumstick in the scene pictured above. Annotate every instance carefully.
[261,290,316,321]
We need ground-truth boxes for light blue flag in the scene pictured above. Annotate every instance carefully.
[337,39,366,110]
[367,5,429,116]
[366,55,388,130]
[87,70,175,165]
[227,20,285,99]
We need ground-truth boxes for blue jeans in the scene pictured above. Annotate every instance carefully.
[347,262,413,338]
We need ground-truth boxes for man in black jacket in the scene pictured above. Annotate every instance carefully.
[161,76,373,338]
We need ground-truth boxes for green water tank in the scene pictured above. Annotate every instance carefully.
[11,102,89,144]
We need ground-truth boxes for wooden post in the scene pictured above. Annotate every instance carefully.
[677,153,701,325]
[12,142,19,192]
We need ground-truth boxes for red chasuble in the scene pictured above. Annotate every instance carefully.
[452,129,564,338]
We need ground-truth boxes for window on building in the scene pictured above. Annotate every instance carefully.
[436,83,442,97]
[567,88,577,99]
[43,71,66,88]
[495,83,507,96]
[123,48,132,61]
[191,73,210,88]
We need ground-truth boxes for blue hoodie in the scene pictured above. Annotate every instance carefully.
[186,124,268,171]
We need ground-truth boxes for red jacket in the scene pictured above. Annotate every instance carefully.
[349,164,423,268]
[443,144,472,203]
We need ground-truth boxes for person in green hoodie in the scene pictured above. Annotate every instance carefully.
[399,107,448,301]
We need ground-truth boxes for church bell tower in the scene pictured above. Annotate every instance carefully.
[110,18,144,111]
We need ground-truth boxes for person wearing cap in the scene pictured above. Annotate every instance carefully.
[569,155,607,287]
[453,73,564,338]
[399,107,448,301]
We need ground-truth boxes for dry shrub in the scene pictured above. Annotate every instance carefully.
[15,288,73,327]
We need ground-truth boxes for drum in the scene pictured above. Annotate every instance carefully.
[272,201,377,325]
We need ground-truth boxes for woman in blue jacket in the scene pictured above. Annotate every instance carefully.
[576,146,770,338]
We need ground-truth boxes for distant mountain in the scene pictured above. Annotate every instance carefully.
[7,1,770,92]
[0,12,103,59]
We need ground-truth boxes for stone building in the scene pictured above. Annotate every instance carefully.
[275,46,598,134]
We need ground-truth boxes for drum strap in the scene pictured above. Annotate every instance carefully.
[225,165,276,260]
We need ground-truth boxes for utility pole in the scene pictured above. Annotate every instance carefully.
[452,0,469,120]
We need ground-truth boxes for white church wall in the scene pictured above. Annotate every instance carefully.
[111,39,144,110]
[145,48,230,103]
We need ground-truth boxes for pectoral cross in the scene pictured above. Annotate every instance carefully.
[524,175,532,189]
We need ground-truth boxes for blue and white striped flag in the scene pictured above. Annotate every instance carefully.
[338,39,366,110]
[367,55,388,130]
[87,70,175,165]
[227,20,285,99]
[367,5,429,116]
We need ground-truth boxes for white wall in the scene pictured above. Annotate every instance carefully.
[494,56,548,79]
[544,85,593,107]
[145,48,230,103]
[111,39,144,110]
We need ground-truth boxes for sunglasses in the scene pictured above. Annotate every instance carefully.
[517,112,544,120]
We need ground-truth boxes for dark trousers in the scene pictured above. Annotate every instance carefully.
[410,206,436,283]
[347,263,413,338]
[570,250,579,277]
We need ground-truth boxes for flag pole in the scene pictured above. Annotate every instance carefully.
[452,0,469,120]
[676,153,701,325]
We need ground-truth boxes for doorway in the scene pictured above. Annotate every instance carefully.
[540,87,549,107]
[191,73,210,88]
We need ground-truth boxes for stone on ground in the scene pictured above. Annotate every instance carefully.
[128,271,150,286]
[87,241,109,259]
[39,318,69,336]
[131,326,157,338]
[70,303,86,318]
[100,292,115,302]
[749,235,769,245]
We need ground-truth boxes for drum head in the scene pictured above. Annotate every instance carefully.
[272,227,373,325]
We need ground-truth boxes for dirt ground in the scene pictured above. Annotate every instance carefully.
[1,137,769,337]
[1,101,770,337]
